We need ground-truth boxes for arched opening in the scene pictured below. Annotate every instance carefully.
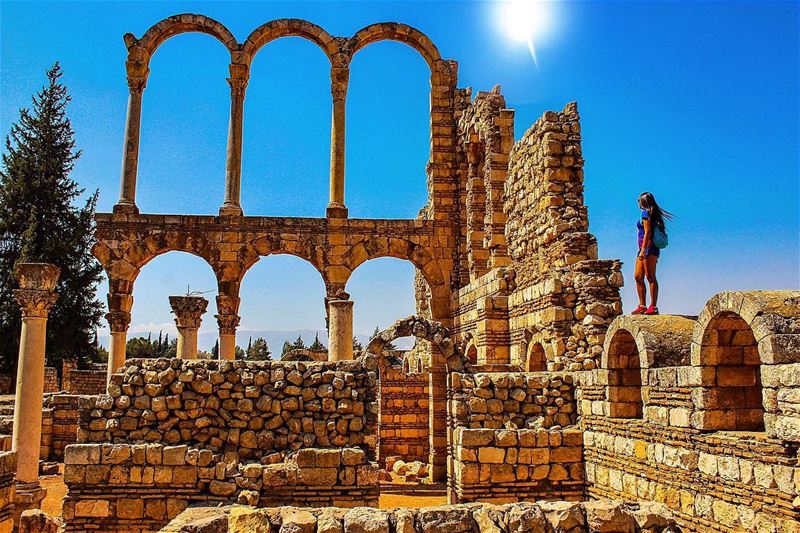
[238,255,327,360]
[699,311,764,431]
[127,251,219,358]
[137,34,229,214]
[527,342,547,371]
[241,38,331,216]
[606,330,644,418]
[347,42,430,218]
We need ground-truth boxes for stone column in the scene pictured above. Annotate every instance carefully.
[11,263,60,510]
[326,66,349,218]
[428,365,448,482]
[220,64,248,217]
[169,296,208,359]
[114,56,149,215]
[328,295,353,361]
[105,310,131,383]
[215,294,240,360]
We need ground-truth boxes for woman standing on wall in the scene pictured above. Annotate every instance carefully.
[631,192,672,315]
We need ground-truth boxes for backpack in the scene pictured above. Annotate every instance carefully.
[653,226,669,249]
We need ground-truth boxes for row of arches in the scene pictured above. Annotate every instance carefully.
[115,14,456,219]
[600,291,800,440]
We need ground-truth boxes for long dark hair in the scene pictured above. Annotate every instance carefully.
[638,192,673,233]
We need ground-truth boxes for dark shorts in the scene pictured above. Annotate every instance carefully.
[638,242,660,258]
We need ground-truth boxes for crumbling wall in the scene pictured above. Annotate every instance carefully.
[504,103,623,372]
[378,366,429,465]
[79,359,379,460]
[162,499,680,533]
[63,444,379,532]
[0,451,15,532]
[449,372,577,429]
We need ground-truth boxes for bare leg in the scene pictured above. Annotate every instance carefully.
[634,256,646,307]
[644,255,659,307]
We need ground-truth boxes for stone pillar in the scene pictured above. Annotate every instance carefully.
[215,294,240,360]
[428,365,448,482]
[114,57,148,215]
[169,296,208,359]
[326,66,349,218]
[220,64,248,217]
[11,263,60,510]
[328,296,353,361]
[105,312,131,383]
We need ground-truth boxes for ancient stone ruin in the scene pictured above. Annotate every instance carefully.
[2,12,798,533]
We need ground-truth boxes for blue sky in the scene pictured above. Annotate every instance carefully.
[1,1,798,349]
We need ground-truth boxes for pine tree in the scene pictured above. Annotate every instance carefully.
[352,336,363,353]
[292,335,305,350]
[211,340,219,358]
[246,337,271,361]
[0,63,103,373]
[309,332,325,351]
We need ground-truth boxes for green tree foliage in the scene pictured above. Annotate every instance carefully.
[125,331,175,358]
[309,332,325,351]
[246,337,271,361]
[211,340,219,358]
[282,335,305,357]
[0,63,103,373]
[234,345,245,360]
[352,336,363,353]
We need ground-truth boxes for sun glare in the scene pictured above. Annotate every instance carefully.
[497,0,553,64]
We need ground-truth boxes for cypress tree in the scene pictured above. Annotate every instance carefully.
[0,63,103,374]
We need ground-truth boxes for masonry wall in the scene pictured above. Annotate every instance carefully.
[378,366,429,465]
[164,499,680,533]
[79,358,379,460]
[504,103,623,372]
[63,443,379,532]
[0,451,15,533]
[47,394,95,460]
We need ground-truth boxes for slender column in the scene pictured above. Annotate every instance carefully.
[326,66,349,218]
[114,57,149,214]
[220,64,248,217]
[169,296,208,359]
[105,310,131,383]
[328,296,353,361]
[215,294,240,360]
[12,263,60,510]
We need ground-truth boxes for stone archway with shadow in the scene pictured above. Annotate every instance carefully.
[365,316,471,484]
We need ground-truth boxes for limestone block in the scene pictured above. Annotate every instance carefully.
[583,500,635,533]
[505,502,547,533]
[343,508,390,533]
[18,510,59,533]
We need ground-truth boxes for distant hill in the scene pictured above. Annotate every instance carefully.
[97,329,414,353]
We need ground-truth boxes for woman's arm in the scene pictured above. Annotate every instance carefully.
[640,217,653,258]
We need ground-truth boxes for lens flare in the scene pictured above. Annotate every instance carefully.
[497,0,553,65]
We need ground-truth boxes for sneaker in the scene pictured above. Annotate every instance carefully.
[644,305,659,315]
[631,305,646,315]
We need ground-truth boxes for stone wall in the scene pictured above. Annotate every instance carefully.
[43,366,59,394]
[449,372,577,429]
[504,103,623,372]
[453,426,585,503]
[63,443,379,532]
[79,359,379,460]
[0,452,15,533]
[47,394,95,460]
[162,499,679,533]
[377,366,429,465]
[583,292,800,532]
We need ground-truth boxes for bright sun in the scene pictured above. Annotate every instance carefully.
[498,0,553,62]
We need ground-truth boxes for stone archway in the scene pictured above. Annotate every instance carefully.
[366,316,470,484]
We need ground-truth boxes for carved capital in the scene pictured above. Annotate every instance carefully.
[106,310,131,333]
[228,77,248,98]
[169,296,209,329]
[330,66,349,102]
[215,314,240,335]
[127,75,148,95]
[14,289,58,319]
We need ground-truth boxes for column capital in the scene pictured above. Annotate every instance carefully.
[215,314,240,335]
[125,58,149,94]
[106,310,131,333]
[169,296,209,329]
[14,290,58,319]
[13,263,60,318]
[330,66,349,102]
[227,75,249,98]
